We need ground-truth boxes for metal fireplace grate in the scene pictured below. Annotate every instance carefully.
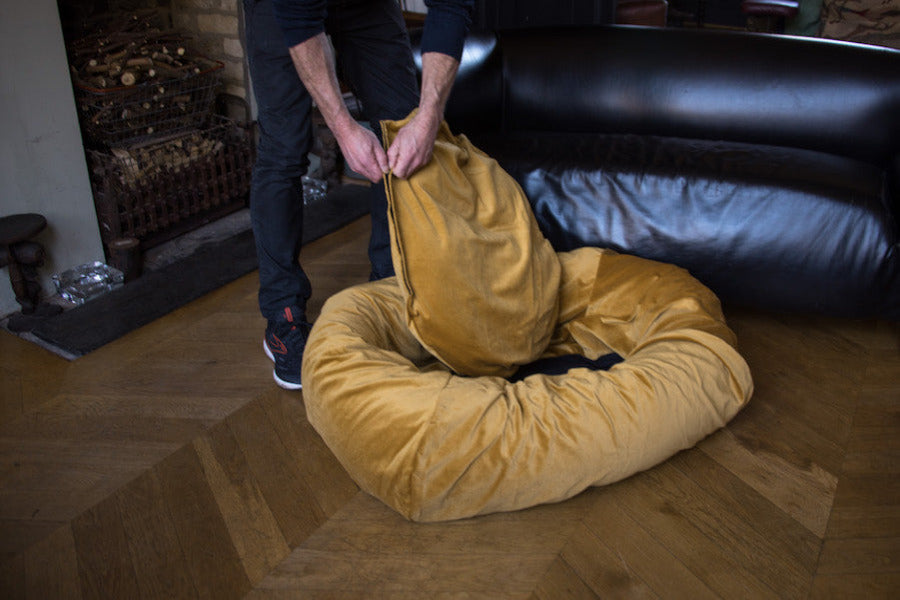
[87,116,254,250]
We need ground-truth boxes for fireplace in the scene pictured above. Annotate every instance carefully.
[56,0,254,279]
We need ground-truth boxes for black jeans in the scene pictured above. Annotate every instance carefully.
[242,0,419,320]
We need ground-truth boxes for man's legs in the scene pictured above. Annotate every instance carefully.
[243,0,313,389]
[327,0,421,280]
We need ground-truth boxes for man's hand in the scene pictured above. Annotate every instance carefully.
[333,118,389,183]
[387,108,441,179]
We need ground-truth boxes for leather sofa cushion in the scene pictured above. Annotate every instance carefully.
[473,132,900,318]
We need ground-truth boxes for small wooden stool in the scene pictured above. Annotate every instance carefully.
[0,213,49,314]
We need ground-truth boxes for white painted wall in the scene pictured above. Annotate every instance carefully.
[0,1,105,317]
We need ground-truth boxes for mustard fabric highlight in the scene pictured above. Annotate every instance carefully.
[380,114,560,378]
[303,248,753,522]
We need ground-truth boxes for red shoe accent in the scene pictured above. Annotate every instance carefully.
[283,307,298,331]
[267,334,288,355]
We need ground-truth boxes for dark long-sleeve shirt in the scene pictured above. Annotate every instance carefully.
[271,0,474,62]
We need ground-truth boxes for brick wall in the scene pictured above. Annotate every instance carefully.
[170,0,249,101]
[101,0,250,102]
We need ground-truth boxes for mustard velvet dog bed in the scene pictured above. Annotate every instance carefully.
[302,118,753,522]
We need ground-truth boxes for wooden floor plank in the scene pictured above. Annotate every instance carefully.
[648,458,816,597]
[810,572,900,600]
[699,426,838,538]
[0,333,70,425]
[252,490,591,599]
[22,525,81,600]
[327,486,598,523]
[255,546,553,598]
[816,537,900,576]
[195,421,290,584]
[0,519,68,564]
[669,449,821,569]
[580,487,720,600]
[0,549,24,600]
[813,346,900,598]
[725,310,861,454]
[6,409,213,446]
[827,505,900,540]
[300,498,580,557]
[1,483,129,536]
[258,391,359,517]
[116,470,198,600]
[530,556,599,600]
[609,465,792,599]
[9,391,250,423]
[155,444,252,600]
[226,401,327,547]
[558,522,658,598]
[828,453,900,517]
[71,492,142,600]
[0,364,25,428]
[826,395,900,539]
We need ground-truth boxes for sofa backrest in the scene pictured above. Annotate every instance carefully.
[432,30,504,134]
[443,26,900,167]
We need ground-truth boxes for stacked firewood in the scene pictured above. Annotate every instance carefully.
[108,130,226,186]
[66,11,224,147]
[68,12,217,90]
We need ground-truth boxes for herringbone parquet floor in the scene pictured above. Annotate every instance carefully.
[1,215,898,599]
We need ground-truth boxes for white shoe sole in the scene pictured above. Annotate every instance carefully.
[263,339,302,390]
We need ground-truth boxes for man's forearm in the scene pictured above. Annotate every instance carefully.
[385,51,460,178]
[288,33,356,138]
[417,51,460,125]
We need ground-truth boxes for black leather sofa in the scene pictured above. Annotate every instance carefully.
[415,26,900,319]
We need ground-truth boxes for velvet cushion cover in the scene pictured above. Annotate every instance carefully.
[380,113,560,378]
[303,247,753,521]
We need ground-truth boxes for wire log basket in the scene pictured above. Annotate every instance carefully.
[74,59,224,147]
[88,116,253,249]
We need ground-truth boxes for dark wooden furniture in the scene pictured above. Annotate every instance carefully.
[0,213,48,314]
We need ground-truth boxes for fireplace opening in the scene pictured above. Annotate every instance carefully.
[55,0,256,281]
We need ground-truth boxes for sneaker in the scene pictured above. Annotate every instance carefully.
[263,306,311,390]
